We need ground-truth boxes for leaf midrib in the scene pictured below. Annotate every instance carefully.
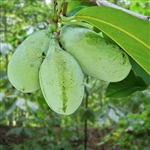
[76,16,150,51]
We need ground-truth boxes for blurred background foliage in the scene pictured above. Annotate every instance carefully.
[0,0,150,150]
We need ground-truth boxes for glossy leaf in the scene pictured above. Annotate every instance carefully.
[106,72,148,98]
[75,6,150,74]
[66,1,82,15]
[67,6,87,17]
[129,57,150,85]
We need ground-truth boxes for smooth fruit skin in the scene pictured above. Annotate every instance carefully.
[7,29,51,93]
[60,24,131,82]
[39,38,84,115]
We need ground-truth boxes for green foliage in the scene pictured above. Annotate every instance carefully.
[1,0,150,150]
[106,71,148,98]
[66,1,89,17]
[128,0,150,16]
[75,6,150,75]
[74,6,150,97]
[108,104,150,149]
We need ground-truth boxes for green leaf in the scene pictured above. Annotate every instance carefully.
[66,1,83,15]
[5,99,18,116]
[23,127,32,137]
[75,6,150,74]
[129,57,150,85]
[106,72,148,98]
[108,108,119,123]
[67,6,88,17]
[6,127,23,136]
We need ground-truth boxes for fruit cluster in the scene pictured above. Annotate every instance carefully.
[7,24,131,115]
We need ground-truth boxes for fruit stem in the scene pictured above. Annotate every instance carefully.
[52,0,69,36]
[60,14,75,23]
[53,0,58,23]
[52,0,64,35]
[47,36,61,54]
[62,2,68,16]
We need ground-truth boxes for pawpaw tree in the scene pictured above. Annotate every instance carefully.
[7,0,150,115]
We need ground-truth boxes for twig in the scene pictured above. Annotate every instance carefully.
[62,2,68,16]
[53,0,58,23]
[84,76,89,150]
[96,0,150,21]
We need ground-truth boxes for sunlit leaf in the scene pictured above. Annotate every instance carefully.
[130,57,150,85]
[75,6,150,74]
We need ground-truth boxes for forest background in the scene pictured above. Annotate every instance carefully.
[0,0,150,150]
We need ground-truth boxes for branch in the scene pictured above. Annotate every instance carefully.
[96,0,150,21]
[84,76,89,150]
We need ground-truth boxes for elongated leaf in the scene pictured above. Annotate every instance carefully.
[106,72,148,98]
[108,109,119,123]
[75,6,150,74]
[129,57,150,85]
[67,6,88,17]
[66,1,83,15]
[6,127,23,136]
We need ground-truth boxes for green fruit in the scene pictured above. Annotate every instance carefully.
[7,29,51,93]
[39,38,84,115]
[60,24,131,82]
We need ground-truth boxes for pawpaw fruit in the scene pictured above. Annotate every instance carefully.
[7,29,51,93]
[39,38,84,115]
[60,24,131,82]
